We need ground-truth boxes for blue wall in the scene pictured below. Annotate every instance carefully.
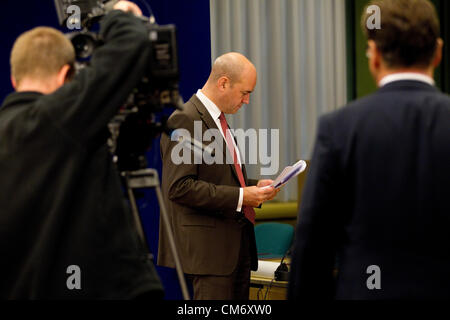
[0,0,212,299]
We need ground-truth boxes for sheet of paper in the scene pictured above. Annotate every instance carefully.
[251,260,281,279]
[260,159,307,190]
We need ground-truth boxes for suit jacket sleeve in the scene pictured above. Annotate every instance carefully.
[288,114,346,300]
[161,111,241,213]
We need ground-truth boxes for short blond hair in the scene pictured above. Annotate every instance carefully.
[10,27,75,85]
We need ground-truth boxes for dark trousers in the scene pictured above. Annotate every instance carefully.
[188,224,252,300]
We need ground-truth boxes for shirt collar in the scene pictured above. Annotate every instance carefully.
[196,89,222,120]
[379,73,435,88]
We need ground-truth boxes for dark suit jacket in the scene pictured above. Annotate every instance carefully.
[158,94,258,276]
[289,80,450,299]
[0,11,163,299]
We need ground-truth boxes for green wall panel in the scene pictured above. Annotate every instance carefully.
[347,0,450,99]
[354,0,377,98]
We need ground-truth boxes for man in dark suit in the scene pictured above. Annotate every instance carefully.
[288,0,450,299]
[0,2,164,299]
[159,52,278,300]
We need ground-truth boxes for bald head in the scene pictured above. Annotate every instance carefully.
[208,52,256,85]
[201,52,257,114]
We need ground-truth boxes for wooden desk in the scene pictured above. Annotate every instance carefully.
[249,258,289,300]
[250,276,288,300]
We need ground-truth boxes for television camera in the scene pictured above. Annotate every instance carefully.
[54,0,182,171]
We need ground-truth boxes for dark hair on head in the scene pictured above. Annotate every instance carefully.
[361,0,440,68]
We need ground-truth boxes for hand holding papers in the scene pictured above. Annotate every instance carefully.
[260,160,307,190]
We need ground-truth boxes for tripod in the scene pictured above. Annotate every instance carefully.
[122,168,190,300]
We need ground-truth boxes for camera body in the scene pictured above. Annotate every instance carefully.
[54,0,181,171]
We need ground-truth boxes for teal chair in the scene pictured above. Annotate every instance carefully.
[254,222,294,259]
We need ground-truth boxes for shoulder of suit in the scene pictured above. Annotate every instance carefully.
[323,91,381,120]
[322,88,450,126]
[167,95,203,127]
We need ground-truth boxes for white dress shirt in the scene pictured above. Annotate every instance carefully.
[379,72,435,87]
[196,89,244,212]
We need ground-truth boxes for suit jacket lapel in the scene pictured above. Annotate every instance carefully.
[189,95,242,185]
[189,95,217,131]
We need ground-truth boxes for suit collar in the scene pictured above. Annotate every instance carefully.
[1,91,43,110]
[196,90,222,121]
[377,80,439,94]
[188,94,218,131]
[379,73,435,87]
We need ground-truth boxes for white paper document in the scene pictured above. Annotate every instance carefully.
[251,260,280,279]
[261,159,307,189]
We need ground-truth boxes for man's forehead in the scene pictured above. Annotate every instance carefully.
[244,74,257,90]
[236,79,255,91]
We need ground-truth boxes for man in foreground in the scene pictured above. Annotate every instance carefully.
[289,0,450,299]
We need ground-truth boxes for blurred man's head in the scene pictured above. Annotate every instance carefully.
[203,52,257,114]
[361,0,443,84]
[10,27,75,94]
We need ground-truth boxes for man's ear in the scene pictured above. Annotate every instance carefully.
[367,40,383,79]
[11,75,17,90]
[433,38,444,68]
[56,64,73,87]
[217,76,229,92]
[367,40,381,67]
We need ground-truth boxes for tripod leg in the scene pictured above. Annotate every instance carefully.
[123,169,190,300]
[126,186,148,248]
[155,185,191,300]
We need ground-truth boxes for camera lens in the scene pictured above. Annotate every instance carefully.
[71,33,97,59]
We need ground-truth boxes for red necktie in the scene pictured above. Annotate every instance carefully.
[219,112,256,224]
